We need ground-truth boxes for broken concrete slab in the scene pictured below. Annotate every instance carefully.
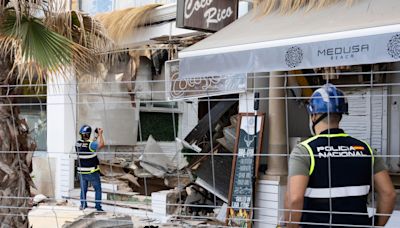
[33,194,47,204]
[222,125,236,152]
[63,212,133,228]
[140,135,188,178]
[133,167,154,178]
[175,138,201,153]
[140,135,171,178]
[152,189,184,217]
[119,173,141,188]
[69,188,152,211]
[101,178,132,192]
[99,163,126,177]
[183,185,216,216]
[137,178,171,196]
[99,161,140,192]
[164,175,191,189]
[29,205,86,228]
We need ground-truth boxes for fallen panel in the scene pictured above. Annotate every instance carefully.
[194,154,233,203]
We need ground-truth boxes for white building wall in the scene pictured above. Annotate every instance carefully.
[388,64,400,172]
[340,87,388,156]
[47,73,77,200]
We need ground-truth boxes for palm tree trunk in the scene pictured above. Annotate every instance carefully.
[0,58,36,228]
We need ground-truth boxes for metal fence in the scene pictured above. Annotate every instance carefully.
[2,62,400,227]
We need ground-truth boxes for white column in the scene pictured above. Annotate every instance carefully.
[388,63,400,172]
[47,72,77,201]
[239,92,255,113]
[180,99,199,139]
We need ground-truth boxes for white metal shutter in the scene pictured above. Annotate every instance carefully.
[340,87,388,155]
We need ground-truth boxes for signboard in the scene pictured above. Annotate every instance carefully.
[176,0,239,32]
[227,113,264,228]
[165,60,246,100]
[179,31,400,78]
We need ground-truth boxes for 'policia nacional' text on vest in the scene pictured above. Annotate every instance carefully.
[300,128,374,227]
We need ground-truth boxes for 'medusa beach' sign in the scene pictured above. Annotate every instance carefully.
[177,0,238,32]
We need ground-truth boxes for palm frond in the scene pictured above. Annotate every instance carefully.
[44,10,113,62]
[95,4,161,43]
[254,0,358,16]
[0,10,93,83]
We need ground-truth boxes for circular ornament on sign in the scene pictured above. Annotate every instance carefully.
[285,46,304,68]
[387,34,400,59]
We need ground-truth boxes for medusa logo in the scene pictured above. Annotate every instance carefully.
[387,34,400,59]
[285,46,303,68]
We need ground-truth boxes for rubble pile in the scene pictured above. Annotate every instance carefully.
[95,100,239,225]
[30,100,239,226]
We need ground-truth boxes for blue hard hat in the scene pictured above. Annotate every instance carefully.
[79,125,92,135]
[307,84,348,115]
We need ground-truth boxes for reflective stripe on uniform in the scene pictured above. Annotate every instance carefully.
[88,141,96,152]
[305,185,370,198]
[362,140,375,165]
[300,135,318,175]
[317,133,349,138]
[78,153,97,159]
[77,166,96,171]
[77,166,100,174]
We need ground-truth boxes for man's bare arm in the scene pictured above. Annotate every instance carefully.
[97,128,105,149]
[374,170,396,227]
[284,175,309,228]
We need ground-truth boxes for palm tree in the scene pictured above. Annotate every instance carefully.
[0,1,111,227]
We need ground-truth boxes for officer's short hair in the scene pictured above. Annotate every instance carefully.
[321,113,342,124]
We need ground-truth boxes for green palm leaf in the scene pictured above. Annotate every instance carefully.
[0,9,95,83]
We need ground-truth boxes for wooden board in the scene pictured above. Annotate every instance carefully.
[195,153,233,202]
[227,113,265,228]
[185,100,237,144]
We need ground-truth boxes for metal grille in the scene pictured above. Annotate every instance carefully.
[3,62,399,227]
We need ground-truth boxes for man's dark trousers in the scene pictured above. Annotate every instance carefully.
[79,171,102,210]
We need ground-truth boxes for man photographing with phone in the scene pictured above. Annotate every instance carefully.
[76,125,105,211]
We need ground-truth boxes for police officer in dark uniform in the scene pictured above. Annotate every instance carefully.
[76,125,105,211]
[284,84,396,228]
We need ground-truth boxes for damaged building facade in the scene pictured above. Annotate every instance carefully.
[28,0,400,227]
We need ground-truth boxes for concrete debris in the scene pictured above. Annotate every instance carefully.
[101,178,132,192]
[140,135,171,177]
[152,189,184,217]
[99,159,141,192]
[140,135,188,178]
[109,157,130,167]
[33,194,47,204]
[175,138,201,153]
[99,162,126,177]
[64,105,242,227]
[119,173,141,188]
[56,199,68,206]
[181,220,207,226]
[184,185,216,216]
[29,206,81,227]
[133,167,154,178]
[222,125,236,152]
[63,213,133,228]
[164,175,191,189]
[216,203,228,223]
